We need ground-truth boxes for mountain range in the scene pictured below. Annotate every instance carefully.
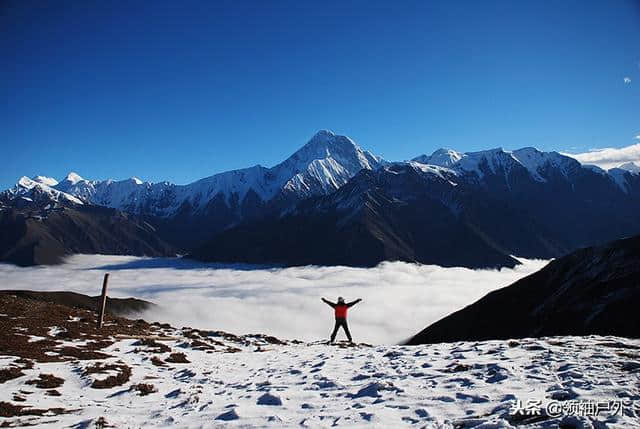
[2,130,639,267]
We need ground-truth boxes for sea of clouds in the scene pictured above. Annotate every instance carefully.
[0,255,548,344]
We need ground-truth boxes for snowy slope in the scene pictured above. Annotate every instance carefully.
[1,311,638,429]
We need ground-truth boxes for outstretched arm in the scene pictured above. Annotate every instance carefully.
[347,298,362,307]
[321,297,336,308]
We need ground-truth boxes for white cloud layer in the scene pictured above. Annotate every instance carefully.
[0,255,548,345]
[564,143,640,170]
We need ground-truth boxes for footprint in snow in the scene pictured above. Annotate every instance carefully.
[311,378,340,390]
[383,351,404,359]
[215,408,239,421]
[359,412,374,421]
[351,374,370,381]
[444,377,474,387]
[414,408,430,418]
[498,393,516,402]
[455,392,490,403]
[257,392,283,406]
[174,369,196,380]
[349,382,402,399]
[546,385,578,401]
[485,364,510,383]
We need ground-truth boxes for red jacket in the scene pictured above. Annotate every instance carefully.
[334,305,348,319]
[322,298,361,319]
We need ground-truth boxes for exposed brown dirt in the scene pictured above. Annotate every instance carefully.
[25,374,64,389]
[150,356,166,367]
[0,294,159,363]
[190,339,215,350]
[165,352,189,363]
[83,363,132,389]
[0,367,24,384]
[0,401,74,417]
[14,358,33,370]
[134,338,170,353]
[131,383,156,396]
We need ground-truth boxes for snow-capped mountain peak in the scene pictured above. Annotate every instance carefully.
[3,176,84,206]
[510,147,576,182]
[446,147,511,178]
[413,147,512,175]
[275,130,384,196]
[32,175,59,187]
[64,172,85,184]
[616,161,640,174]
[412,148,463,167]
[607,162,640,192]
[18,176,35,188]
[412,146,579,183]
[286,130,381,170]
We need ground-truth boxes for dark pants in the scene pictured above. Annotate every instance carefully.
[330,318,352,342]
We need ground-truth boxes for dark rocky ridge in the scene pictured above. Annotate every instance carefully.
[191,166,521,268]
[0,290,155,317]
[191,158,640,268]
[407,234,640,344]
[0,204,176,266]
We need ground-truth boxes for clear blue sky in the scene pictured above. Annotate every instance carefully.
[2,0,639,189]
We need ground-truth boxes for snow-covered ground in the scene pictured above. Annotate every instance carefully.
[1,332,638,428]
[0,255,548,344]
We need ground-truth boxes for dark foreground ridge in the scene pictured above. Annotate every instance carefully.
[408,234,640,345]
[0,292,291,363]
[0,290,155,317]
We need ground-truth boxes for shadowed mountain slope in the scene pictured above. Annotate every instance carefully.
[407,234,640,344]
[0,205,175,266]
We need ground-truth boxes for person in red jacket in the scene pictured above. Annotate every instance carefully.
[321,296,362,343]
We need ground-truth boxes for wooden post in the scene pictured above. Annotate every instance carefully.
[97,273,109,329]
